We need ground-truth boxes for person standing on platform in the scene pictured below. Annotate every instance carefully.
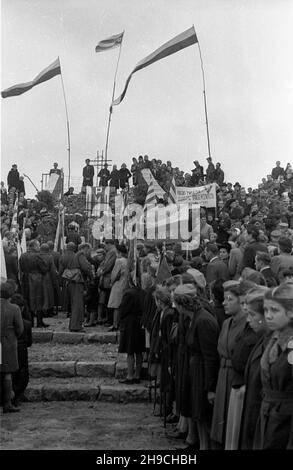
[98,163,110,187]
[49,162,61,176]
[82,159,95,188]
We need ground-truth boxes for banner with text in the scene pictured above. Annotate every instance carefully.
[176,183,217,208]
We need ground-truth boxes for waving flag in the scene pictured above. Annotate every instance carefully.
[95,32,124,53]
[2,58,61,98]
[111,26,197,108]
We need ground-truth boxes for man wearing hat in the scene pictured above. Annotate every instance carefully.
[206,157,215,183]
[271,236,293,282]
[191,160,204,185]
[82,158,94,188]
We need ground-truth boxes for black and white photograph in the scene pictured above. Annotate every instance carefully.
[1,0,293,458]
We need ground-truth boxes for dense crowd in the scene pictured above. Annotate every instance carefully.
[1,158,293,450]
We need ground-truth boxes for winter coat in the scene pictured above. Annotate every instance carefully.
[187,306,219,422]
[210,313,247,445]
[253,328,293,449]
[19,250,47,312]
[107,257,128,309]
[239,334,270,449]
[118,287,146,354]
[0,299,24,373]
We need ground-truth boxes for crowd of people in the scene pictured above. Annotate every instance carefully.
[1,158,293,450]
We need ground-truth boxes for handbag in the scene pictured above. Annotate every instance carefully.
[62,268,83,283]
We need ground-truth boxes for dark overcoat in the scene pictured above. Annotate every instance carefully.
[210,313,247,445]
[160,307,175,393]
[39,252,56,310]
[175,314,192,418]
[253,329,293,449]
[19,250,47,312]
[12,318,32,399]
[239,334,270,449]
[118,287,146,355]
[187,307,219,422]
[0,299,24,373]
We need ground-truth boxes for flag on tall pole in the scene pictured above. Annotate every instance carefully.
[111,26,198,108]
[1,58,61,98]
[168,176,178,204]
[98,31,125,161]
[95,32,124,53]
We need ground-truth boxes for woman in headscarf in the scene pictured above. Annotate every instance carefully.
[239,286,271,449]
[173,283,219,449]
[210,280,255,448]
[253,284,293,449]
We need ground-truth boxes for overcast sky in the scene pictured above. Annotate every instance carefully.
[1,0,293,197]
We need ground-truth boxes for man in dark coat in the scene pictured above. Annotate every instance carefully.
[191,160,204,186]
[271,161,285,180]
[18,176,25,196]
[119,163,131,189]
[98,163,110,187]
[109,165,120,189]
[62,243,93,332]
[3,246,19,286]
[82,158,95,187]
[205,243,230,292]
[19,239,48,328]
[118,285,146,384]
[240,226,268,272]
[255,251,277,287]
[49,162,61,176]
[214,163,225,186]
[206,157,216,183]
[7,164,20,191]
[58,242,76,315]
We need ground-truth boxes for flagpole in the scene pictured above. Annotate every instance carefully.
[195,30,211,159]
[59,58,71,189]
[105,32,124,162]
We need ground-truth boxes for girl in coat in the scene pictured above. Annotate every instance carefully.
[239,286,271,449]
[0,282,24,413]
[210,280,254,448]
[253,284,293,449]
[118,282,146,384]
[173,284,219,450]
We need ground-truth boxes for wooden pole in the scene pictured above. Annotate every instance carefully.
[195,32,212,159]
[59,58,71,189]
[105,32,124,161]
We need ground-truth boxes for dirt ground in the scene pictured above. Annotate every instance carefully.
[0,402,176,450]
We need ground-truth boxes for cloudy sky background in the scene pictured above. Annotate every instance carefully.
[1,0,293,197]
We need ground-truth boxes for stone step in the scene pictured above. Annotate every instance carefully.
[29,360,149,379]
[32,330,118,345]
[24,378,150,403]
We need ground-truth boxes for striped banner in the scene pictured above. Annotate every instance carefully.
[111,26,197,107]
[10,196,19,232]
[168,176,177,204]
[95,32,124,53]
[0,237,7,281]
[2,58,61,98]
